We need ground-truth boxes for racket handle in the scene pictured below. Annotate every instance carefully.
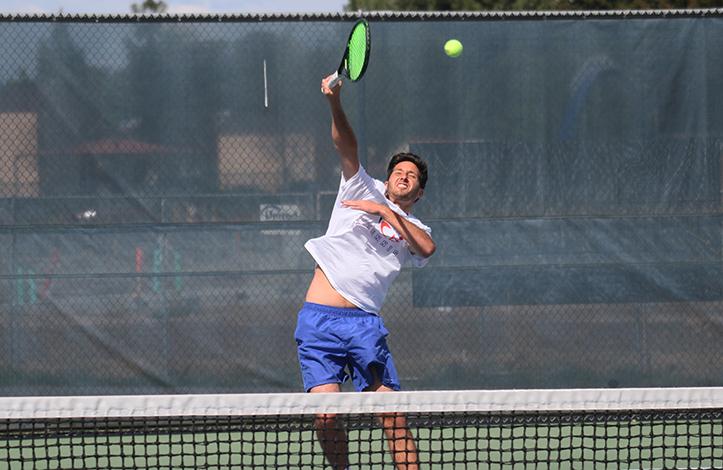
[327,72,342,89]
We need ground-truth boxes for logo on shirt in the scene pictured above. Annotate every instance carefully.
[379,219,403,242]
[360,218,402,258]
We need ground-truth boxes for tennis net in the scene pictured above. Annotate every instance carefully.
[1,387,722,469]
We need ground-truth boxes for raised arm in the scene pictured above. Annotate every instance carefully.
[321,75,359,180]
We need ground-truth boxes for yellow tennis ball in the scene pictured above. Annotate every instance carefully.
[444,39,463,58]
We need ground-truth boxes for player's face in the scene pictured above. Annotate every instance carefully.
[385,161,423,206]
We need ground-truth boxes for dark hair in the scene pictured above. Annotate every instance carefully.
[386,152,428,189]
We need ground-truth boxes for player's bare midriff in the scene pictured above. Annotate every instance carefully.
[305,266,358,309]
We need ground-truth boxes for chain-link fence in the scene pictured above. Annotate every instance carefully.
[1,11,722,395]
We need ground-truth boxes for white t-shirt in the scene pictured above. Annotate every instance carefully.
[304,165,432,314]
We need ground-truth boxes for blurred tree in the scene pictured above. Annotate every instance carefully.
[37,23,110,147]
[131,0,168,13]
[125,24,165,145]
[345,0,722,10]
[35,23,113,195]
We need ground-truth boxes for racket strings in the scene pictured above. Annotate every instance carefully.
[346,24,369,81]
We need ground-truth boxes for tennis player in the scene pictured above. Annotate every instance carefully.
[294,74,435,469]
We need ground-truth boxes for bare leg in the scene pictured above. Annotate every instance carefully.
[366,381,419,469]
[380,412,419,469]
[310,383,348,470]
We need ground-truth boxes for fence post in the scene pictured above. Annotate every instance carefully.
[152,246,162,294]
[15,267,24,306]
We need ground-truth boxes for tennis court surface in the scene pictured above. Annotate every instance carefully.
[1,387,721,469]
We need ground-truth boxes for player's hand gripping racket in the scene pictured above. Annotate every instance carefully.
[328,19,370,89]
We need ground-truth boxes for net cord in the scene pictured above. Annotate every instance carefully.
[1,387,722,420]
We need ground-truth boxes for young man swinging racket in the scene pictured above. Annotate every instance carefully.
[294,74,436,470]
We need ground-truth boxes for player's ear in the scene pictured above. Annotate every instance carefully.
[414,187,424,203]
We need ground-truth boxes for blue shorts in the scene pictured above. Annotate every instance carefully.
[294,302,401,392]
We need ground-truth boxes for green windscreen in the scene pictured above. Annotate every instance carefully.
[346,21,368,80]
[2,12,723,396]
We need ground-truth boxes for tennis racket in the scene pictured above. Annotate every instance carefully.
[328,19,371,89]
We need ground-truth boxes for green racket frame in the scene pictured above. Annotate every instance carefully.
[328,19,370,88]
